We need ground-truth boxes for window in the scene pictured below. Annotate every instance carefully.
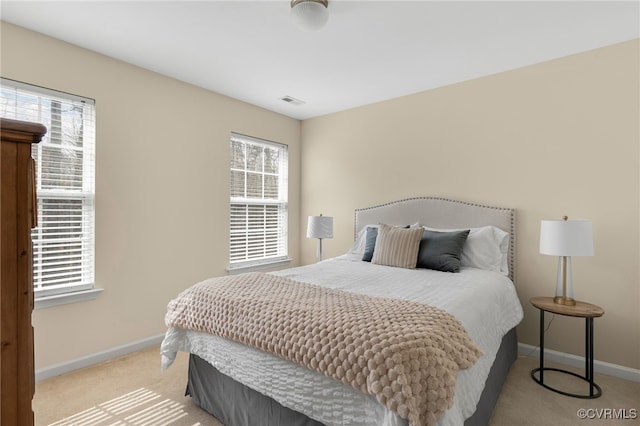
[1,78,96,303]
[229,133,288,271]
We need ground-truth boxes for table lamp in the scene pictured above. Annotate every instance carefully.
[307,214,333,262]
[539,216,594,306]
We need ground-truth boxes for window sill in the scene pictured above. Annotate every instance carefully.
[227,258,292,275]
[35,288,104,310]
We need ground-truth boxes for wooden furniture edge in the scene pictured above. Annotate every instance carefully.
[0,118,47,144]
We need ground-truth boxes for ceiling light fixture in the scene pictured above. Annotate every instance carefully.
[290,0,329,32]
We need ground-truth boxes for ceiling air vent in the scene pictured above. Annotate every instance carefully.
[280,95,306,106]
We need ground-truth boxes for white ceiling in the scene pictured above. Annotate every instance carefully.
[1,1,638,120]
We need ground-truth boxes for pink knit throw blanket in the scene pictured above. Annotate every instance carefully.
[165,272,482,426]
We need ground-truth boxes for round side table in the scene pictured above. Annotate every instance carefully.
[530,296,604,399]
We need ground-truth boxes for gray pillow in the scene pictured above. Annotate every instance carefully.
[417,229,470,272]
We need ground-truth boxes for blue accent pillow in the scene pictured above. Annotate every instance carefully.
[362,227,378,262]
[417,229,470,272]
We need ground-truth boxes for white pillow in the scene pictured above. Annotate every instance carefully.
[347,224,376,254]
[424,225,509,276]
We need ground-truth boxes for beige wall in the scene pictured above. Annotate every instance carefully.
[2,20,638,373]
[1,22,302,370]
[300,40,639,370]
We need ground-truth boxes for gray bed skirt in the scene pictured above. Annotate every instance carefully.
[186,327,518,426]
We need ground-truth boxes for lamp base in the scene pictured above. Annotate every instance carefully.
[553,296,576,306]
[316,238,323,263]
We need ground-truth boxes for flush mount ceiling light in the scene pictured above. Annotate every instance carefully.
[290,0,329,32]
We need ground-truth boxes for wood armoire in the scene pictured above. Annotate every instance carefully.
[1,118,47,426]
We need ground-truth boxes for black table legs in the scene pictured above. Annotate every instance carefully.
[530,310,602,399]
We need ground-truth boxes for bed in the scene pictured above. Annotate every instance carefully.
[161,197,524,426]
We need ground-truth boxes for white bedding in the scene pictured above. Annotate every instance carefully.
[161,253,523,426]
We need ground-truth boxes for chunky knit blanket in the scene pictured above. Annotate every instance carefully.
[165,272,482,426]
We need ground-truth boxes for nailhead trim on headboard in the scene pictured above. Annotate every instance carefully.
[354,197,516,283]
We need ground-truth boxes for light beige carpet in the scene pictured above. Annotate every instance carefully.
[34,346,639,426]
[35,347,215,426]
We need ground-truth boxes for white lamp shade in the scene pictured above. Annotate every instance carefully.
[540,219,594,256]
[291,0,329,32]
[307,215,333,239]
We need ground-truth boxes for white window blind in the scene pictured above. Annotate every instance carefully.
[1,78,96,297]
[229,133,288,269]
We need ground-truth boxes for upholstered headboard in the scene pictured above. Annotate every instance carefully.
[354,197,516,282]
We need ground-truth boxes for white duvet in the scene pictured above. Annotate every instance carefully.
[161,254,523,426]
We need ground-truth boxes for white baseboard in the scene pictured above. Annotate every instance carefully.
[35,334,165,382]
[35,337,640,383]
[518,343,640,383]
